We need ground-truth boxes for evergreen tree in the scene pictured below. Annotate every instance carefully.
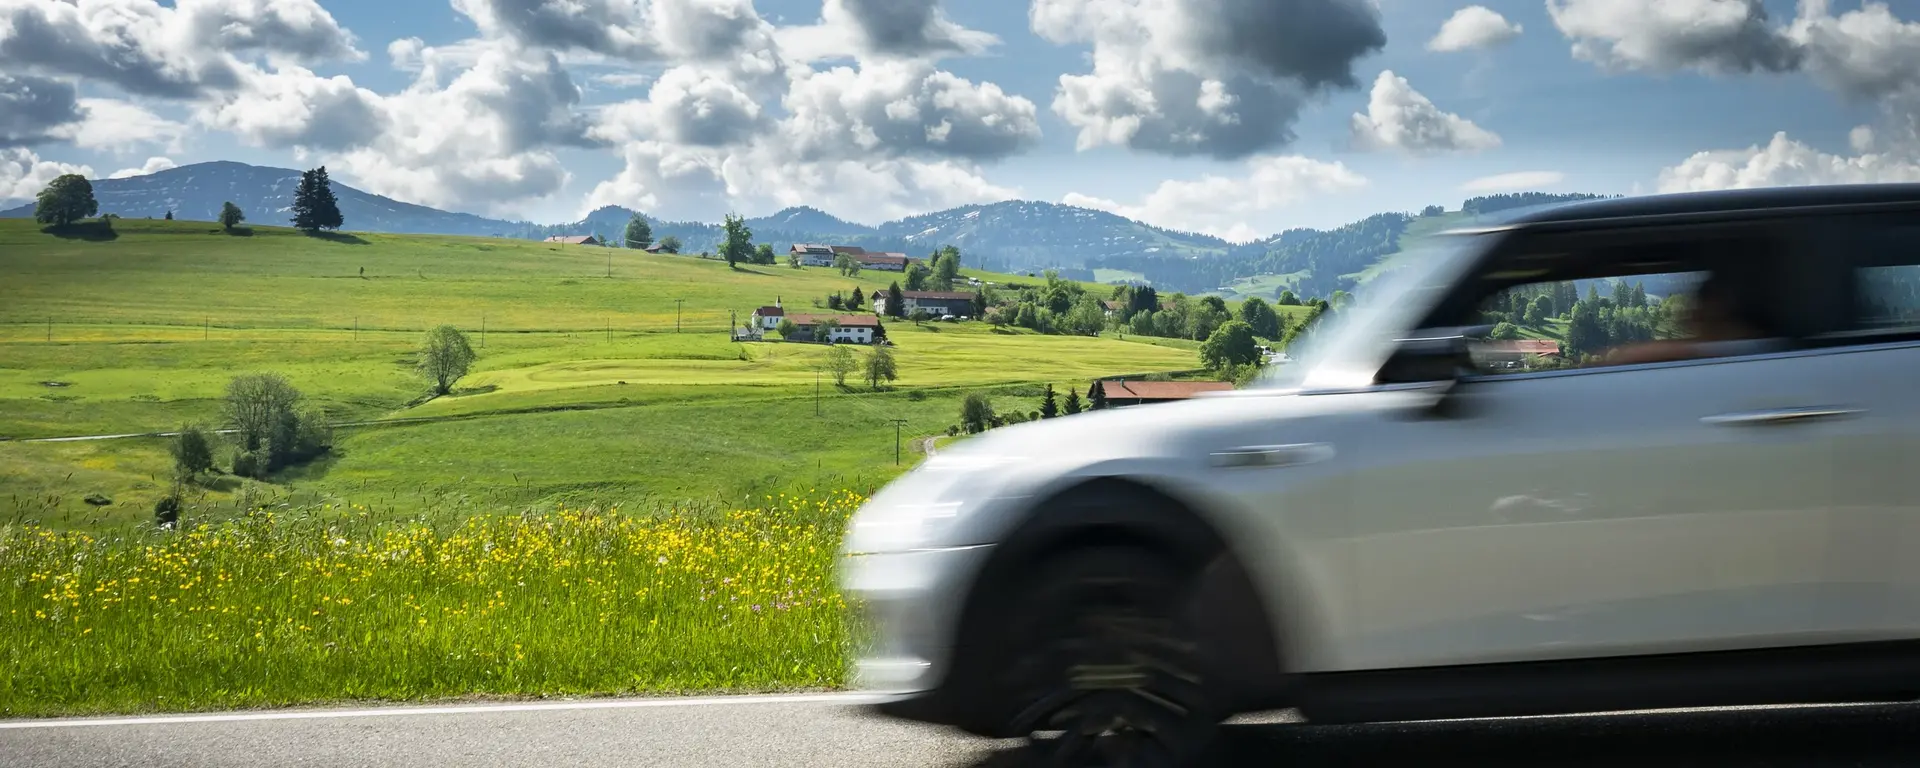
[1040,384,1059,418]
[885,282,907,319]
[849,286,865,310]
[1063,388,1083,415]
[1088,381,1108,410]
[292,166,344,231]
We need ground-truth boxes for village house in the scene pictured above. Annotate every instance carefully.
[544,235,600,246]
[1477,339,1563,369]
[854,252,914,272]
[785,313,882,344]
[873,290,976,317]
[751,300,786,330]
[1089,379,1235,408]
[789,244,837,266]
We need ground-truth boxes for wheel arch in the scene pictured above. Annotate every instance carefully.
[939,474,1296,733]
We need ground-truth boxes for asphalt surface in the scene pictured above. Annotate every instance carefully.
[6,694,1920,768]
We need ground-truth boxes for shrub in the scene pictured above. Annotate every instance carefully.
[169,424,217,482]
[153,496,181,529]
[232,450,265,480]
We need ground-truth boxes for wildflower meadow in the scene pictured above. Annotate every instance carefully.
[0,491,864,716]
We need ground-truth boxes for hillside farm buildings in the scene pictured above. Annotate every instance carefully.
[789,244,918,271]
[783,314,881,344]
[873,290,977,317]
[544,235,601,246]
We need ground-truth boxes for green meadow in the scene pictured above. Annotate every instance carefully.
[0,219,1202,530]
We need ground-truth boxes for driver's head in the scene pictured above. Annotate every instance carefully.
[1687,271,1764,340]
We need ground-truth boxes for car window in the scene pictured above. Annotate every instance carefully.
[1851,224,1920,336]
[1467,271,1707,374]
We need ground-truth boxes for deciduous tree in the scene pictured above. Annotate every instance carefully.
[419,325,477,396]
[826,344,856,386]
[721,213,753,269]
[219,201,245,231]
[624,214,652,249]
[34,174,97,227]
[865,346,897,389]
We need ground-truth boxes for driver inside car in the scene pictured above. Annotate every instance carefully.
[1598,271,1780,367]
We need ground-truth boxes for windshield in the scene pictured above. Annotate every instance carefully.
[1255,230,1494,391]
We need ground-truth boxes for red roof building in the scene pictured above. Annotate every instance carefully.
[1091,380,1235,407]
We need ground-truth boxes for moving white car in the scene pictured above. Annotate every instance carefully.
[839,184,1920,765]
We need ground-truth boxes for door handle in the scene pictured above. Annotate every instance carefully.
[1700,406,1864,426]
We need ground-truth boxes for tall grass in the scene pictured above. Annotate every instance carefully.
[0,491,862,717]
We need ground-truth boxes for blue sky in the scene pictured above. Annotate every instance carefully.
[4,0,1917,239]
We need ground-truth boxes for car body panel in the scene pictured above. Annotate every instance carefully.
[839,184,1920,723]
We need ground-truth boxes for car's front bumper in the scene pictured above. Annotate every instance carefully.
[841,544,996,716]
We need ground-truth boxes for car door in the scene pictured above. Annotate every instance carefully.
[1800,213,1920,639]
[1341,223,1852,671]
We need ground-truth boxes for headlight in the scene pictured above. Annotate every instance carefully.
[843,454,1023,555]
[845,501,965,555]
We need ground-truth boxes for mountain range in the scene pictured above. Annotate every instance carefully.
[1,161,1604,297]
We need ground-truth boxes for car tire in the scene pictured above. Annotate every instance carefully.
[997,545,1221,767]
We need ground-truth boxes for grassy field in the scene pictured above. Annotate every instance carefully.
[0,220,1202,529]
[0,493,858,716]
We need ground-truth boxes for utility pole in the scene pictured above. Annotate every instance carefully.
[730,310,736,340]
[815,370,821,417]
[675,299,684,333]
[889,419,908,465]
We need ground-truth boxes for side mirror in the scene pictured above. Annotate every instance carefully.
[1375,325,1492,385]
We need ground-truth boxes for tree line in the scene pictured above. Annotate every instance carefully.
[32,166,345,234]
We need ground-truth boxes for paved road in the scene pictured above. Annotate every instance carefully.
[6,693,1920,768]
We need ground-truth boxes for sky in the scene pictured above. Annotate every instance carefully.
[3,0,1919,241]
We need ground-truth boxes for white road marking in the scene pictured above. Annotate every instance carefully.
[0,692,886,729]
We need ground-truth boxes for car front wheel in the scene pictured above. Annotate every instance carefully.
[997,546,1221,767]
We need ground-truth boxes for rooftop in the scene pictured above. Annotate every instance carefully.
[787,313,883,328]
[1095,380,1235,401]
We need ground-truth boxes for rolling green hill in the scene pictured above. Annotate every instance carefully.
[0,219,1200,528]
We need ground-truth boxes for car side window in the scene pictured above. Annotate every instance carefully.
[1852,224,1920,336]
[1467,271,1707,375]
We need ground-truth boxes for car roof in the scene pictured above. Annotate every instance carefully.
[1466,184,1920,230]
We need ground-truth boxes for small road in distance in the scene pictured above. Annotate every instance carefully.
[5,693,1920,767]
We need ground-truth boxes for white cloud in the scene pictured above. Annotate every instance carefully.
[1656,130,1920,192]
[1032,0,1386,159]
[583,140,1019,225]
[0,0,362,98]
[1461,170,1566,193]
[1786,0,1920,100]
[1350,70,1500,154]
[1851,125,1876,153]
[65,99,189,153]
[199,66,389,150]
[0,148,93,203]
[1647,3,1920,195]
[110,156,177,179]
[819,0,996,59]
[1428,6,1522,52]
[1547,0,1801,75]
[777,61,1041,162]
[1062,155,1367,242]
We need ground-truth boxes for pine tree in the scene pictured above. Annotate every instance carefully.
[850,286,865,310]
[313,166,344,230]
[291,169,320,231]
[1040,384,1059,418]
[1088,381,1108,410]
[885,282,906,319]
[1063,388,1083,415]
